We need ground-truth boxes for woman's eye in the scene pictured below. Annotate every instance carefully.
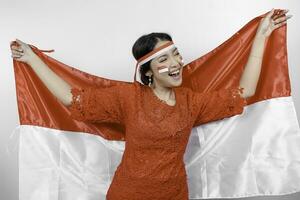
[159,59,167,62]
[175,52,180,56]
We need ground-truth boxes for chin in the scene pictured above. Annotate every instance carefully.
[174,82,182,87]
[170,79,182,87]
[162,76,183,87]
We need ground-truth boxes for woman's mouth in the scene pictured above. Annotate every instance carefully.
[168,69,181,80]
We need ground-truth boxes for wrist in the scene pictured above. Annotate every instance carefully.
[27,53,40,65]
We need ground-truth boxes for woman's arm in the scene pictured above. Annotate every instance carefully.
[239,8,292,98]
[11,39,72,106]
[11,39,129,126]
[27,55,72,106]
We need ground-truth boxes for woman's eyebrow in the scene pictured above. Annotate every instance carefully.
[157,54,167,59]
[157,48,178,59]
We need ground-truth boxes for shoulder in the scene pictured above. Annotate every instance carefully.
[116,82,143,107]
[104,81,135,94]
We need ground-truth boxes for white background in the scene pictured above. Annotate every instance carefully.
[0,0,299,199]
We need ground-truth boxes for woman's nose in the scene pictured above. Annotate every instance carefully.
[169,56,181,68]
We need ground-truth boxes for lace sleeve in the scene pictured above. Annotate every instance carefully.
[67,85,124,124]
[192,86,247,127]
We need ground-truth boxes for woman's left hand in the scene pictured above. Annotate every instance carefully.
[256,8,292,38]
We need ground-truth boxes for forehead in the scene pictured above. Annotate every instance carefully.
[153,40,178,57]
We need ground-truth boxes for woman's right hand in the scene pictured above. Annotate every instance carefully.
[10,39,37,64]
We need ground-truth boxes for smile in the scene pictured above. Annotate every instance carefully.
[168,69,180,77]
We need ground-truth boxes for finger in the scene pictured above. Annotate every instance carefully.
[12,51,24,56]
[10,40,18,46]
[11,46,23,52]
[274,15,292,24]
[271,9,284,20]
[272,10,287,20]
[273,9,287,19]
[11,54,22,58]
[11,54,18,59]
[278,9,286,15]
[12,55,22,61]
[274,9,283,15]
[12,50,24,55]
[11,51,23,57]
[12,54,22,59]
[274,21,287,29]
[273,13,286,20]
[273,9,290,20]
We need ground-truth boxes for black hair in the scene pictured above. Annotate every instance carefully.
[132,32,173,85]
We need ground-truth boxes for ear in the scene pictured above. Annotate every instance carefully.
[145,70,153,77]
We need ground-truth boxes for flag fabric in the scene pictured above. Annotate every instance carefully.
[10,11,300,200]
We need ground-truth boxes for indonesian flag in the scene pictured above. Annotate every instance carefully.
[10,11,300,200]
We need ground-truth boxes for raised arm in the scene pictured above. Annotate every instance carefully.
[10,39,73,106]
[239,8,292,98]
[10,39,129,124]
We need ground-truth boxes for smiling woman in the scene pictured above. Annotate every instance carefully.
[132,33,183,85]
[9,8,299,200]
[132,33,184,104]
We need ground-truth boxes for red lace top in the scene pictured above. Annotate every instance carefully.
[67,81,246,200]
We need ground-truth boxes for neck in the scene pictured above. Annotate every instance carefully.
[150,82,173,101]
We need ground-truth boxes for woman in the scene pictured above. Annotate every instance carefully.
[10,8,291,200]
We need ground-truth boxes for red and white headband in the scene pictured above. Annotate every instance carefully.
[133,41,183,83]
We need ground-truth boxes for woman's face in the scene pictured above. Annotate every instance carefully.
[147,40,184,88]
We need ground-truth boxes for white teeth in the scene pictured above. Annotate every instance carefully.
[170,70,180,75]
